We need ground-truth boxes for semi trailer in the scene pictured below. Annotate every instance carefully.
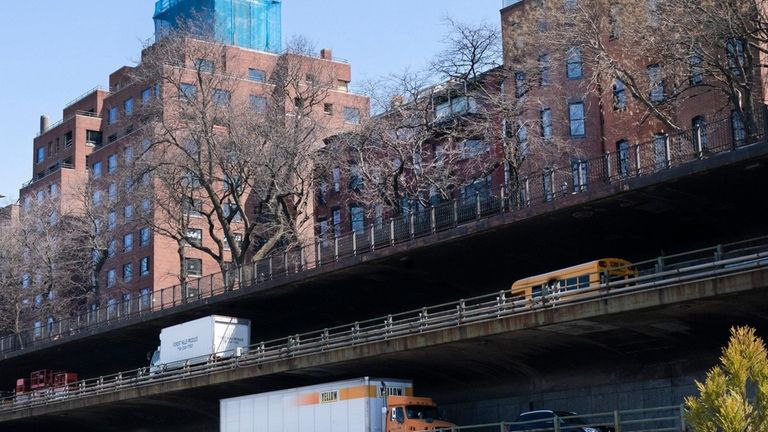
[149,315,250,373]
[220,377,455,432]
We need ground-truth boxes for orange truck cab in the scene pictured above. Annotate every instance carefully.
[386,395,455,432]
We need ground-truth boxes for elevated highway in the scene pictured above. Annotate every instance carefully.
[0,115,767,431]
[1,239,766,431]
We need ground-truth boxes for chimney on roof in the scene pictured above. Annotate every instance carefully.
[320,48,332,60]
[40,115,50,134]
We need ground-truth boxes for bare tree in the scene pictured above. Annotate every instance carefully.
[0,197,94,343]
[129,31,339,281]
[518,0,767,135]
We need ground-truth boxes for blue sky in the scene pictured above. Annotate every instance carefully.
[0,1,502,203]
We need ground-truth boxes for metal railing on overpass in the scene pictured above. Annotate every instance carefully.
[1,235,767,415]
[444,405,686,432]
[2,108,767,356]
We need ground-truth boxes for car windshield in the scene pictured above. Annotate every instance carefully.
[406,406,441,421]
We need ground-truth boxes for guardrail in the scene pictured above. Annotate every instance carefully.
[1,235,766,414]
[440,405,686,432]
[3,109,767,355]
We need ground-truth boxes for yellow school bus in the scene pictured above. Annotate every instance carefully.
[510,258,636,302]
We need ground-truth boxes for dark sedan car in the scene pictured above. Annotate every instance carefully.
[508,410,615,432]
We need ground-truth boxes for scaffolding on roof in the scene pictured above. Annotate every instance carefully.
[153,0,282,53]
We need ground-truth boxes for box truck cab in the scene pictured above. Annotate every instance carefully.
[387,395,454,432]
[149,315,250,374]
[220,377,455,432]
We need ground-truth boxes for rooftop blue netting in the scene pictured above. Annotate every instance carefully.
[154,0,282,53]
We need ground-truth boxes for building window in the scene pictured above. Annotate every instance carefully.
[514,71,526,97]
[124,98,134,116]
[86,130,102,145]
[689,53,703,85]
[106,298,117,319]
[108,107,118,125]
[108,240,116,258]
[195,58,214,73]
[692,116,708,153]
[186,228,203,247]
[540,108,552,139]
[725,38,745,76]
[350,205,365,233]
[122,293,132,316]
[141,88,152,104]
[324,103,333,115]
[571,159,588,192]
[318,219,329,245]
[108,154,118,173]
[332,167,341,193]
[123,233,134,252]
[250,95,267,112]
[142,198,151,214]
[646,0,660,25]
[185,258,202,277]
[225,233,242,251]
[332,208,342,238]
[49,183,59,197]
[108,182,117,201]
[184,198,203,217]
[180,83,197,100]
[213,89,231,106]
[542,169,554,202]
[609,4,621,39]
[92,161,103,179]
[459,139,490,159]
[648,64,664,102]
[613,79,626,110]
[140,257,150,276]
[461,177,491,205]
[653,133,668,168]
[568,102,586,137]
[343,107,361,124]
[108,211,117,230]
[566,47,582,79]
[36,147,45,164]
[122,263,133,282]
[107,269,116,287]
[349,164,363,192]
[223,203,242,221]
[124,205,134,220]
[64,131,73,147]
[140,288,151,309]
[731,111,746,146]
[538,54,551,86]
[34,321,42,339]
[517,123,529,156]
[248,68,266,82]
[617,139,630,177]
[140,227,151,247]
[124,146,134,163]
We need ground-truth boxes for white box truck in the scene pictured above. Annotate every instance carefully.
[220,377,455,432]
[149,315,250,373]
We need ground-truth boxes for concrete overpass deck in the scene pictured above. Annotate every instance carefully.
[1,239,766,431]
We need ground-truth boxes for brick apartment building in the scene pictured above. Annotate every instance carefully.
[17,0,368,320]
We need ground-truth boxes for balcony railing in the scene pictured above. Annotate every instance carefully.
[2,108,766,355]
